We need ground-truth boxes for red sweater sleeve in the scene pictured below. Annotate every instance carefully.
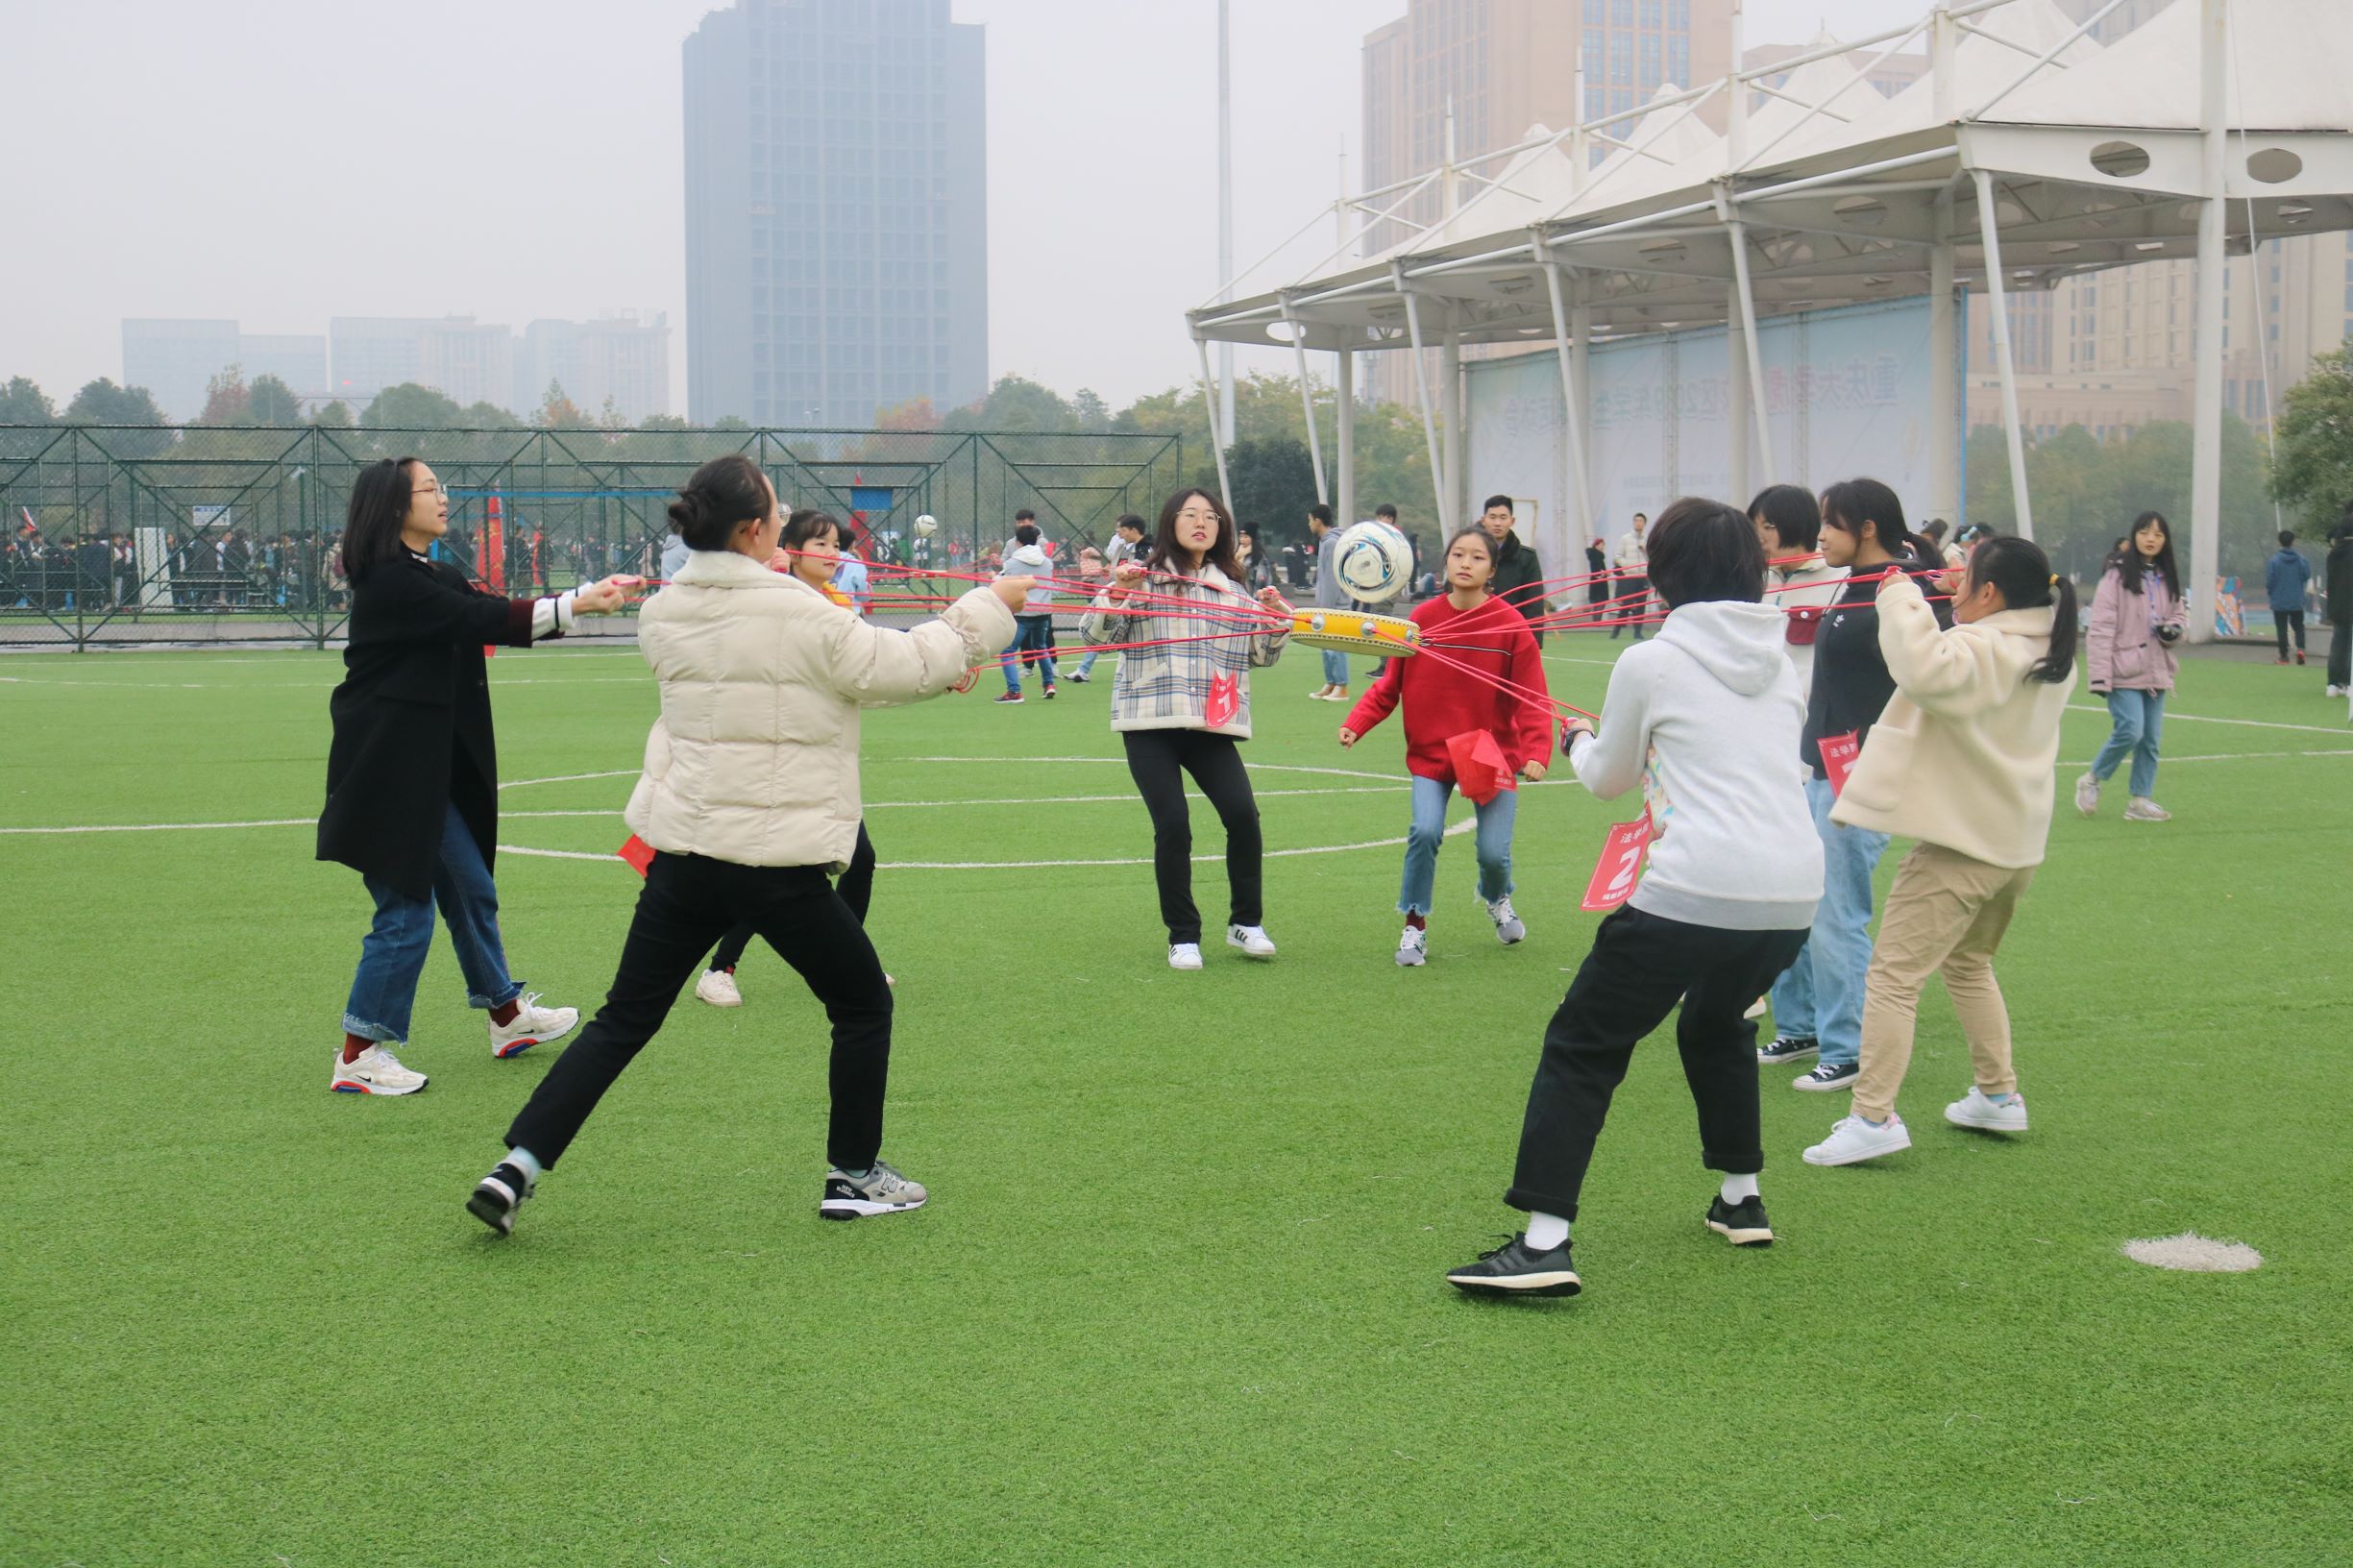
[1344,649,1407,737]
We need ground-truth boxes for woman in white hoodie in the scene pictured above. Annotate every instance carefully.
[1446,498,1824,1299]
[468,454,1023,1236]
[1802,535,2077,1166]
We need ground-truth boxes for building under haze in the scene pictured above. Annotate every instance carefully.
[682,0,988,427]
[516,312,672,426]
[123,320,329,421]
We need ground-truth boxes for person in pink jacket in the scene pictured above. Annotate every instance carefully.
[2077,511,2187,823]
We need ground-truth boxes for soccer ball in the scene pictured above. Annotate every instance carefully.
[914,513,938,537]
[1334,520,1413,604]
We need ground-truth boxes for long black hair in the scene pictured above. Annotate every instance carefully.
[1748,483,1822,553]
[2115,510,2181,600]
[1146,488,1243,581]
[1970,535,2077,684]
[667,453,772,551]
[1819,478,1938,569]
[340,456,424,583]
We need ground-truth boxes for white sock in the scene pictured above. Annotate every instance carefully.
[506,1146,544,1182]
[1720,1173,1759,1205]
[1525,1211,1570,1250]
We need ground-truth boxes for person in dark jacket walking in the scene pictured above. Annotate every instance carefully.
[2266,529,2314,666]
[2326,518,2353,697]
[318,456,636,1095]
[1480,495,1547,647]
[1584,536,1609,615]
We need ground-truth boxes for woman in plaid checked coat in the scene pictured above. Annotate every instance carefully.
[1084,489,1292,971]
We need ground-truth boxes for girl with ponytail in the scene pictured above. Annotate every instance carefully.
[1762,478,1952,1091]
[1802,535,2076,1167]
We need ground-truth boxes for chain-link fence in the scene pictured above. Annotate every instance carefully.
[0,423,1186,649]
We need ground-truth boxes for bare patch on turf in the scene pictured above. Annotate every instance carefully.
[2121,1233,2263,1272]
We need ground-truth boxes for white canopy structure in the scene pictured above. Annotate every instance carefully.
[1190,0,2353,640]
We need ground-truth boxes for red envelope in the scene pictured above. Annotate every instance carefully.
[1819,730,1861,796]
[617,834,655,877]
[1581,812,1652,911]
[1204,672,1239,727]
[1444,729,1516,804]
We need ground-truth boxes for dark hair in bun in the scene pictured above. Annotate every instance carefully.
[668,454,771,551]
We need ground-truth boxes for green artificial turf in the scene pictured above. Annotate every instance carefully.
[3,632,2348,1566]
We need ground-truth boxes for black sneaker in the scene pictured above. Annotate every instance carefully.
[1445,1234,1582,1297]
[466,1161,535,1237]
[1792,1061,1859,1092]
[1757,1034,1818,1065]
[1705,1194,1774,1246]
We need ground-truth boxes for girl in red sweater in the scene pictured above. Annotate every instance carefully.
[1340,527,1554,965]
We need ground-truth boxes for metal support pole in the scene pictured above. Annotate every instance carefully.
[1972,173,2035,539]
[1439,331,1462,534]
[1336,345,1357,526]
[1573,296,1594,549]
[1285,307,1328,504]
[1195,335,1236,503]
[1728,290,1752,504]
[1400,286,1449,535]
[1727,214,1775,477]
[1928,198,1960,527]
[1540,257,1595,553]
[1216,0,1236,452]
[2186,0,2226,643]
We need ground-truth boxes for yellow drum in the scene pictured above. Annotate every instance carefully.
[1288,606,1422,655]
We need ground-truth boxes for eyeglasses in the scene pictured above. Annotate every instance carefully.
[410,481,449,500]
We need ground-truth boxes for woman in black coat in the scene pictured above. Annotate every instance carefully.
[318,456,634,1095]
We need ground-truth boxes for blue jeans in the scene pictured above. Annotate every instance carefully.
[1073,648,1102,677]
[1000,615,1058,692]
[2091,688,2165,797]
[1321,648,1350,686]
[342,801,526,1043]
[1399,774,1517,916]
[1768,773,1885,1068]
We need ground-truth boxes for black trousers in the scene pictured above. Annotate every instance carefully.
[1507,906,1808,1220]
[2275,609,2307,657]
[1121,727,1262,943]
[1608,576,1649,639]
[2329,618,2351,687]
[710,821,876,970]
[505,850,894,1171]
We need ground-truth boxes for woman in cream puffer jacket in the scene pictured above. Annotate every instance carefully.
[478,455,1023,1237]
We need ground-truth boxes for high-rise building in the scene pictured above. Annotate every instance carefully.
[330,316,515,411]
[517,312,673,425]
[122,320,331,420]
[682,0,987,428]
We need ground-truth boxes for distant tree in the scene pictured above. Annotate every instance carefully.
[533,380,591,429]
[944,374,1077,432]
[313,400,355,429]
[1071,388,1111,431]
[598,394,628,430]
[360,382,466,429]
[459,401,525,430]
[0,376,58,424]
[710,414,753,431]
[65,378,169,426]
[2271,343,2353,531]
[198,365,251,425]
[1225,436,1318,551]
[638,413,690,431]
[246,375,304,426]
[873,395,942,432]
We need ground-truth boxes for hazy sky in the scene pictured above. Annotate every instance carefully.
[3,0,1940,418]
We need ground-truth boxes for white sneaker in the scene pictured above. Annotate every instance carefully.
[489,992,579,1059]
[2122,796,2171,822]
[2073,772,2101,817]
[695,968,743,1008]
[1484,895,1527,945]
[1395,924,1428,967]
[1802,1113,1912,1166]
[2329,684,2345,698]
[1945,1086,2029,1132]
[1227,923,1277,959]
[1168,942,1204,970]
[331,1042,429,1096]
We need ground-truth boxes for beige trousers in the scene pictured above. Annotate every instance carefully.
[1851,842,2035,1123]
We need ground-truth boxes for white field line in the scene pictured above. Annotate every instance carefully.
[499,818,1479,869]
[2064,702,2344,735]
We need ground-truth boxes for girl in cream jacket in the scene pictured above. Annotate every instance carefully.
[1805,537,2077,1169]
[473,455,1022,1237]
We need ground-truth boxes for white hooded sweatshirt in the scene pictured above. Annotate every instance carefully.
[1567,600,1825,930]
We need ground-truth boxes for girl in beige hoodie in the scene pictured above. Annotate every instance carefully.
[1803,536,2078,1167]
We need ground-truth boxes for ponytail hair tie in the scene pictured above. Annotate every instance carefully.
[2048,574,2059,586]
